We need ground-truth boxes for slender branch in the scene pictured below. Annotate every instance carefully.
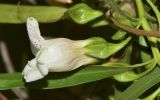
[12,88,28,100]
[0,41,14,73]
[0,92,8,100]
[111,18,160,37]
[0,41,28,100]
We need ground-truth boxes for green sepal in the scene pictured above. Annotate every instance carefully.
[85,37,131,59]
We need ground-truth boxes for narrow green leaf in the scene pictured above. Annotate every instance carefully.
[102,59,153,68]
[116,67,160,100]
[0,4,67,23]
[147,0,160,31]
[101,59,155,82]
[0,66,131,90]
[119,44,132,64]
[111,30,127,40]
[89,18,109,28]
[139,36,152,62]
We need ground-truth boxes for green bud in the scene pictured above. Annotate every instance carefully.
[65,3,103,24]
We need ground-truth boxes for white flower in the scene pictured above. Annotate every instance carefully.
[22,17,97,82]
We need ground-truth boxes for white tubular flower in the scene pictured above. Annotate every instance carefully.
[23,17,97,82]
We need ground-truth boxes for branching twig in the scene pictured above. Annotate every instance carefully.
[0,41,14,73]
[111,18,160,37]
[0,41,28,100]
[0,92,8,100]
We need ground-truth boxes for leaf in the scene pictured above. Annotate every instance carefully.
[64,3,103,24]
[139,36,152,62]
[111,30,127,40]
[85,37,131,59]
[147,0,160,31]
[119,44,132,64]
[116,66,160,100]
[89,18,109,28]
[102,59,153,68]
[0,4,67,23]
[101,59,155,82]
[0,66,131,90]
[143,88,160,100]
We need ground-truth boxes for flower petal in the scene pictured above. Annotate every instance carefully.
[27,17,44,55]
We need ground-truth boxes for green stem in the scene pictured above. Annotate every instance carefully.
[136,0,151,31]
[136,0,160,63]
[147,0,160,31]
